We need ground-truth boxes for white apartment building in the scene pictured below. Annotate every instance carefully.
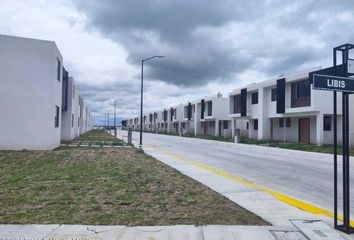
[229,67,354,146]
[0,35,64,150]
[0,34,92,150]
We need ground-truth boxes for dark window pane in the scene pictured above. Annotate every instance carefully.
[271,88,277,102]
[207,101,212,116]
[324,116,331,131]
[286,118,291,128]
[224,121,228,129]
[254,119,258,130]
[252,92,258,104]
[296,80,310,98]
[55,106,60,128]
[233,94,241,113]
[57,58,61,81]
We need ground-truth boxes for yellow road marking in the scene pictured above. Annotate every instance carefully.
[144,143,353,226]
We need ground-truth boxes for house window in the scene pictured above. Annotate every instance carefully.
[233,95,241,113]
[72,114,74,127]
[201,122,204,128]
[223,121,228,129]
[286,118,291,128]
[254,119,258,130]
[271,88,277,102]
[251,92,258,104]
[73,85,75,98]
[78,117,80,127]
[279,118,284,128]
[55,106,60,128]
[291,79,311,108]
[207,101,212,116]
[246,122,249,130]
[296,80,310,98]
[57,58,61,81]
[324,116,331,131]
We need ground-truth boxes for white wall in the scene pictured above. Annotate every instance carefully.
[61,77,78,141]
[271,116,316,144]
[0,35,63,150]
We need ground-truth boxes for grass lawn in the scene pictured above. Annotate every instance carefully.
[187,135,233,143]
[240,137,354,156]
[63,129,124,146]
[0,144,266,226]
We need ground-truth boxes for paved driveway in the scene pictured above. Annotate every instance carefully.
[119,130,354,217]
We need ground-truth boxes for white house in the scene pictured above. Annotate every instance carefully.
[0,35,64,150]
[168,104,184,134]
[157,109,169,133]
[197,94,232,137]
[180,100,198,135]
[229,67,354,146]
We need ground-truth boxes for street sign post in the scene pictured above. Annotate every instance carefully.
[310,43,354,234]
[313,74,354,92]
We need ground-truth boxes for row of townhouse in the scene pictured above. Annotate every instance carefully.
[126,67,354,146]
[0,34,93,150]
[127,93,233,138]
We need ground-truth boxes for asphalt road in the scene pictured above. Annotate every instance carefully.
[119,130,354,217]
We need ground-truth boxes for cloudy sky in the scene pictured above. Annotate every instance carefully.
[1,0,354,124]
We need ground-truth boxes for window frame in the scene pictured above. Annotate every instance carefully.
[223,121,228,129]
[271,88,277,102]
[286,118,291,128]
[57,58,61,82]
[55,105,60,128]
[233,94,241,113]
[324,115,331,131]
[254,119,258,130]
[251,92,258,104]
[296,80,310,98]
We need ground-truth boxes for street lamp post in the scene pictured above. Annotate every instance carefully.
[114,101,116,136]
[140,55,164,147]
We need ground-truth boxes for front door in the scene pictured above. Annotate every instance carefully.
[299,118,310,144]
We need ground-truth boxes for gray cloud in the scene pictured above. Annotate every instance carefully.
[64,0,354,122]
[73,0,262,86]
[73,0,354,89]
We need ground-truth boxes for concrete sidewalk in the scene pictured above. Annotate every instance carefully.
[0,224,298,240]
